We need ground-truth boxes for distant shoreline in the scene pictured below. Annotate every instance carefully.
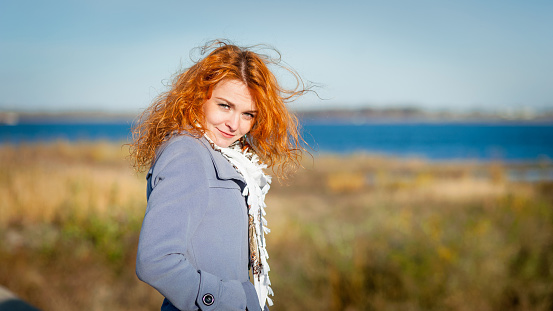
[1,108,553,125]
[296,107,553,124]
[0,111,137,125]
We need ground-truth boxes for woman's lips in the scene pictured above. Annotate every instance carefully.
[217,128,235,138]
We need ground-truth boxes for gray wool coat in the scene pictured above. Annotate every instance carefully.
[136,134,265,311]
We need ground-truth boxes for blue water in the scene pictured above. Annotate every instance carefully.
[0,122,134,143]
[302,122,553,161]
[1,121,553,161]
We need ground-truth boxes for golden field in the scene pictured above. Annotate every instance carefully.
[1,141,552,311]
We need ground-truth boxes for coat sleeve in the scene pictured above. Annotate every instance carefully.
[136,138,247,311]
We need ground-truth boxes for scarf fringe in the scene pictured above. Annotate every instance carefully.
[204,136,273,309]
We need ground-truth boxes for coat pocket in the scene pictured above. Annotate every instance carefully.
[207,178,241,190]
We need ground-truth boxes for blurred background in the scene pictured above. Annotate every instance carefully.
[1,0,553,310]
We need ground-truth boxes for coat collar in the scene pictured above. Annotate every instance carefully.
[199,136,245,184]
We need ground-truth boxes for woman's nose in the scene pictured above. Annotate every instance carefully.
[225,113,240,131]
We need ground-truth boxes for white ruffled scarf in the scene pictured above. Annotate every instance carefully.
[204,135,273,309]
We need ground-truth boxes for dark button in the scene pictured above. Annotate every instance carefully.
[202,293,214,306]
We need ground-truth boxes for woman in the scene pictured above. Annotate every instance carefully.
[130,40,309,311]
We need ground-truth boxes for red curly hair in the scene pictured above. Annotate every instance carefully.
[129,40,310,177]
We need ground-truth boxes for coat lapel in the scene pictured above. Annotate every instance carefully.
[199,137,245,185]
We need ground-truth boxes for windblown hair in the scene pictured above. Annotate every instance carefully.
[129,40,310,177]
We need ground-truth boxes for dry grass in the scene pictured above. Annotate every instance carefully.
[1,142,552,311]
[0,141,143,225]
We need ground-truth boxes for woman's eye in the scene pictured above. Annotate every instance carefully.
[243,113,255,120]
[218,103,231,110]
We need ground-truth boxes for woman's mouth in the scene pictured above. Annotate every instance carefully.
[217,128,235,138]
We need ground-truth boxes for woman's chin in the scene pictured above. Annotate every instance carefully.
[212,135,236,148]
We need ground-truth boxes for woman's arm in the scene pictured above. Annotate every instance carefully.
[136,137,247,311]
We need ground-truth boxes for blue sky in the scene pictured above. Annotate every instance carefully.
[1,0,552,113]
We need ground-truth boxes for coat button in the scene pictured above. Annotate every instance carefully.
[202,293,214,306]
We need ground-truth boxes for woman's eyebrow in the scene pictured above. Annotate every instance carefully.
[215,97,257,113]
[215,97,236,107]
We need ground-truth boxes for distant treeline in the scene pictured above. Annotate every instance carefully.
[297,107,553,122]
[2,106,553,124]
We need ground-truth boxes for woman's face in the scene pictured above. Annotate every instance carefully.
[202,79,257,148]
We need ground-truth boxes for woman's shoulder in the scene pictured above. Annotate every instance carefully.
[161,133,206,153]
[153,133,211,168]
[164,133,200,148]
